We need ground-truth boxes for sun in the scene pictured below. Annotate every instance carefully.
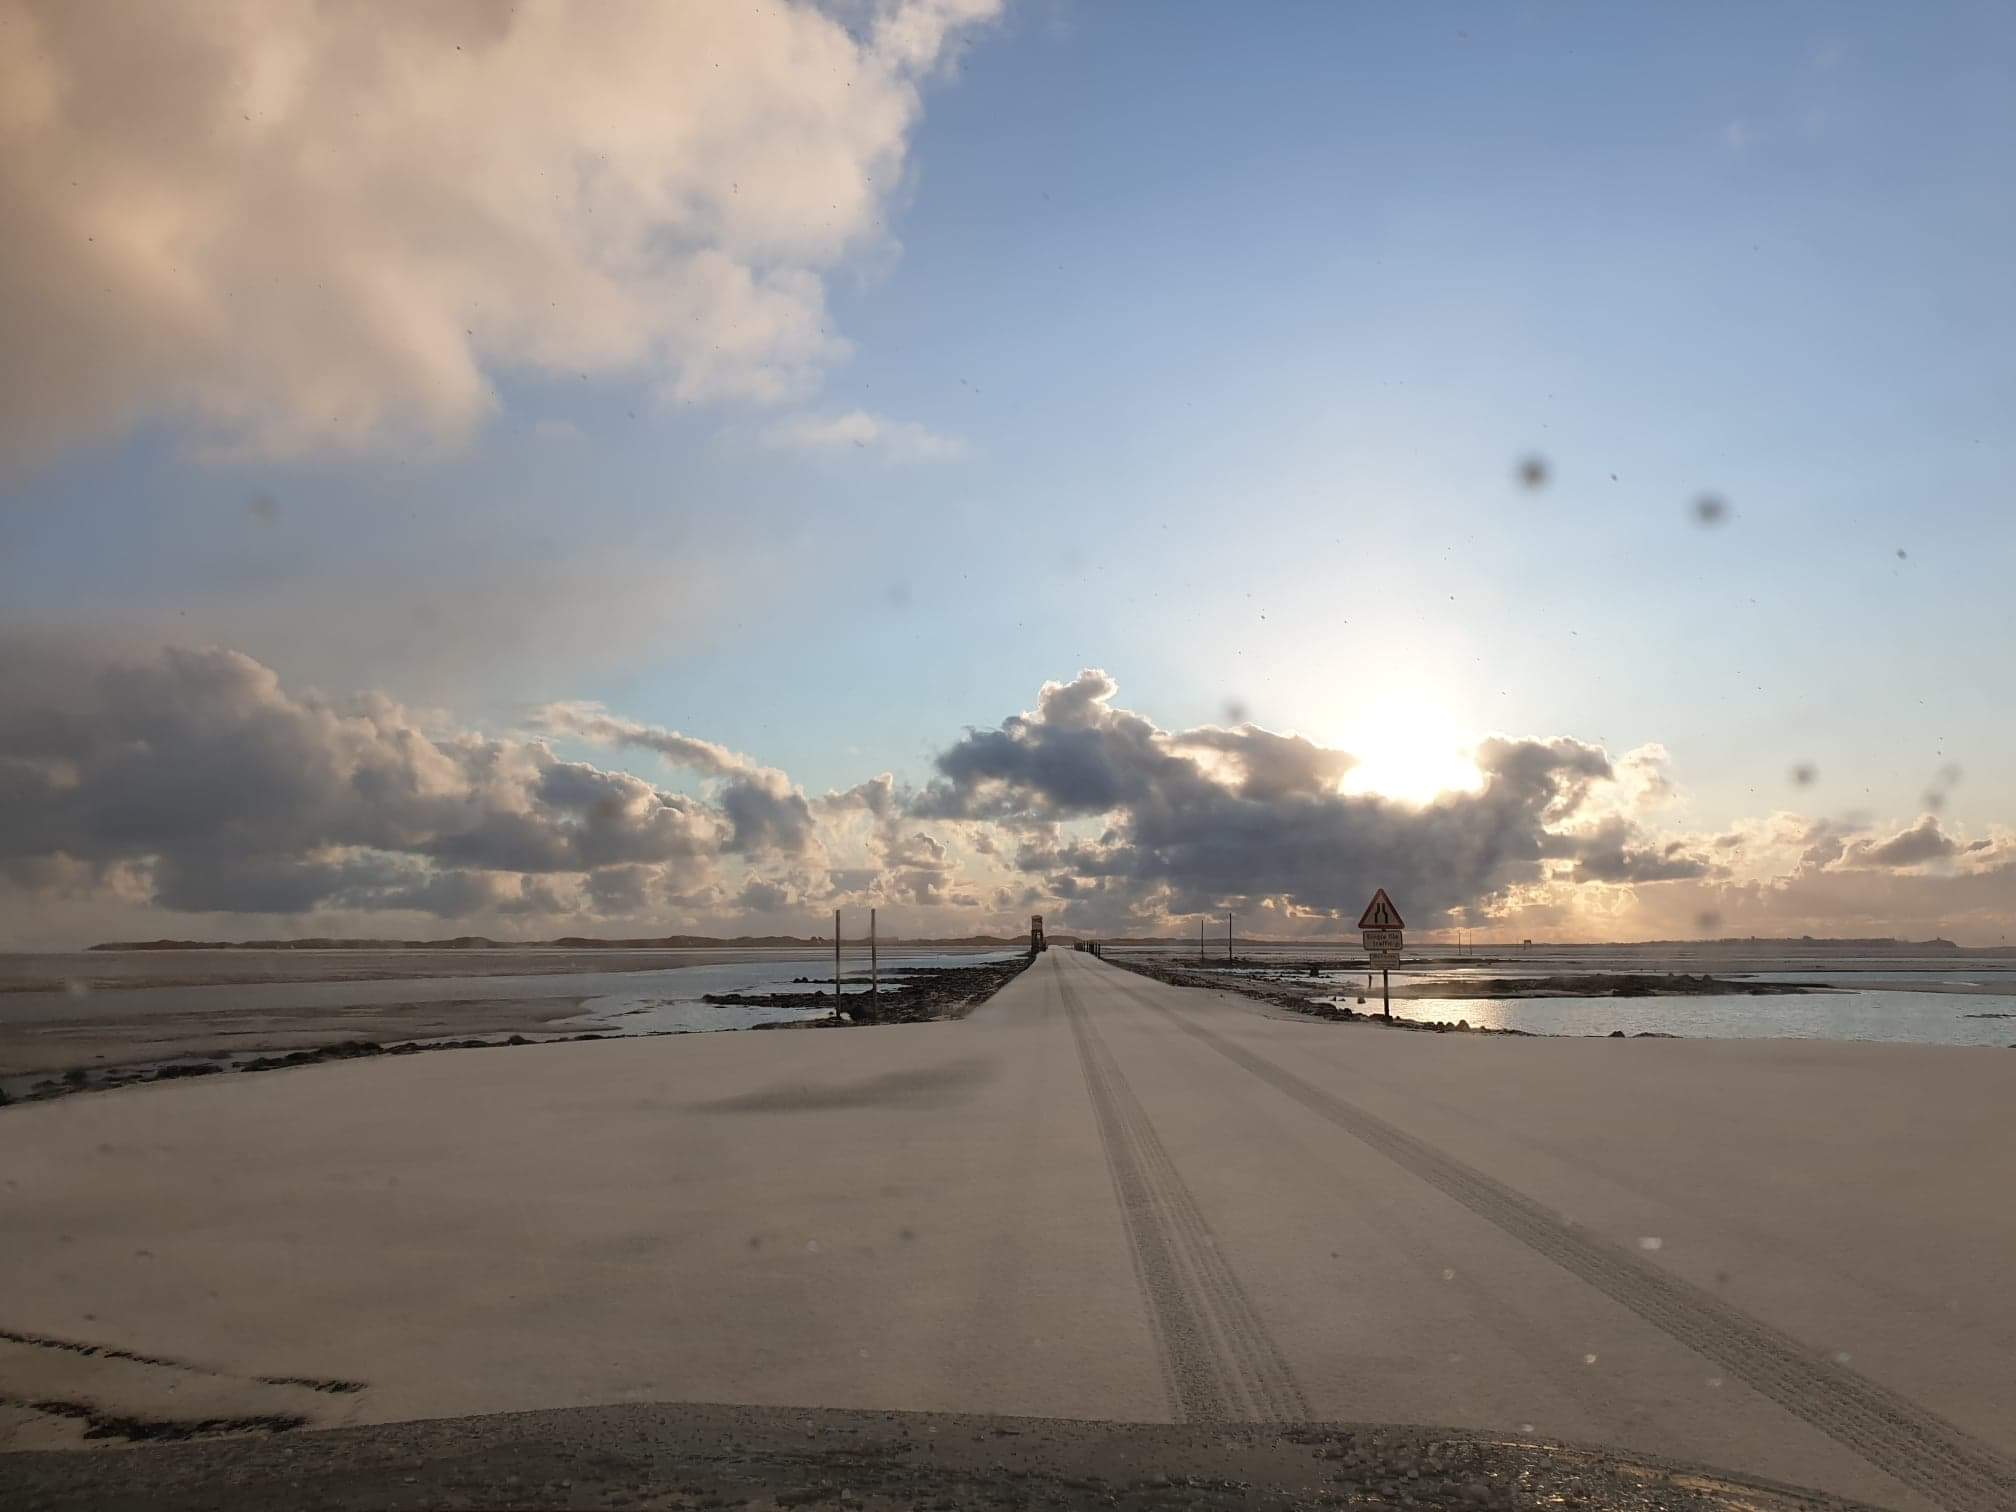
[1329,696,1486,806]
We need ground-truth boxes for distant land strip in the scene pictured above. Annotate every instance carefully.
[86,934,1026,952]
[83,934,2012,954]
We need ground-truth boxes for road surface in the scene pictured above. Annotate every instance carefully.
[4,949,2012,1511]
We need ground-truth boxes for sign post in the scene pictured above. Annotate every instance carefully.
[1357,889,1405,1021]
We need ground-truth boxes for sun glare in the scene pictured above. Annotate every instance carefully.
[1331,698,1486,806]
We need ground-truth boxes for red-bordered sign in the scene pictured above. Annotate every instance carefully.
[1357,888,1405,930]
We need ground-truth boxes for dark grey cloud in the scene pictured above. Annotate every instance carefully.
[333,866,573,920]
[1852,815,1958,869]
[717,775,817,856]
[1553,818,1714,884]
[1170,725,1356,801]
[585,864,659,917]
[0,639,748,921]
[916,670,1626,927]
[737,879,792,913]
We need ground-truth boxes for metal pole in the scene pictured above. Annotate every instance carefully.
[834,907,841,1006]
[1382,967,1391,1022]
[870,907,878,1001]
[1226,911,1233,963]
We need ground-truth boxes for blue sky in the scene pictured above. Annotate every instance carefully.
[3,2,2013,942]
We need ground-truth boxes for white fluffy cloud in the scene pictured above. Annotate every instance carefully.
[0,0,1000,467]
[533,702,817,857]
[763,408,968,462]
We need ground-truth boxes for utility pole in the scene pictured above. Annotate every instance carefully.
[833,907,841,1011]
[870,907,878,1002]
[1199,916,1205,963]
[1226,911,1233,963]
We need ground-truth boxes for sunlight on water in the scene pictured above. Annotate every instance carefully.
[1333,992,2016,1046]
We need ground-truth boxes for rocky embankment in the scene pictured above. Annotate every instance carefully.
[708,956,1036,1026]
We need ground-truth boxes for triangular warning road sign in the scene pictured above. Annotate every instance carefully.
[1357,888,1405,929]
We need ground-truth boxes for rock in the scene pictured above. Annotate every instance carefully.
[1608,1029,1625,1038]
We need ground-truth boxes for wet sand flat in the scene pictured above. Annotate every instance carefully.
[0,995,597,1079]
[0,948,998,1079]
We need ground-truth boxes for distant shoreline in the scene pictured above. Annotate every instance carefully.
[81,932,2014,954]
[86,934,1022,952]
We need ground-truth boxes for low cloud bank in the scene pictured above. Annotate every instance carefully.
[3,646,2011,946]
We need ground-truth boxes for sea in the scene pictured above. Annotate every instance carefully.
[1103,945,2016,1048]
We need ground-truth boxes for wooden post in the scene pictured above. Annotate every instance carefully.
[870,907,878,1001]
[833,907,841,1009]
[1226,911,1233,963]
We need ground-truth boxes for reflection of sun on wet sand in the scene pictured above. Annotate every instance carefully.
[1103,958,1821,1012]
[1393,973,1826,999]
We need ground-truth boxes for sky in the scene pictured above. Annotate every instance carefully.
[3,0,2015,947]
